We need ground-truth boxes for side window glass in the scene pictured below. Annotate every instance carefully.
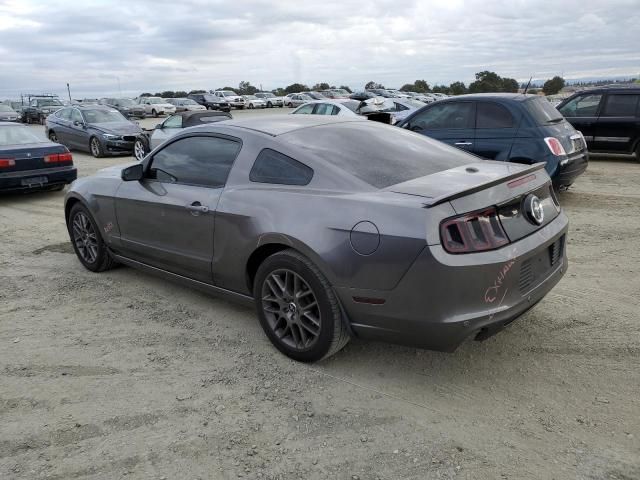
[331,105,340,115]
[476,102,515,128]
[313,103,334,115]
[250,149,314,186]
[71,109,83,123]
[295,104,314,114]
[148,136,241,187]
[409,102,474,130]
[558,94,602,117]
[601,94,640,117]
[163,115,183,128]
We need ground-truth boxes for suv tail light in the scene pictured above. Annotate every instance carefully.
[440,207,509,254]
[544,137,567,156]
[0,157,16,168]
[44,152,73,165]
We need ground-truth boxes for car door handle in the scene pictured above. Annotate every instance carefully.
[454,141,473,146]
[185,202,209,214]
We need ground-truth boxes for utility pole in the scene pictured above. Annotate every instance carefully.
[66,83,72,102]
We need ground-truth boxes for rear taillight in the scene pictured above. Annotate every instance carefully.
[544,137,566,156]
[440,207,509,254]
[0,157,16,168]
[44,152,73,165]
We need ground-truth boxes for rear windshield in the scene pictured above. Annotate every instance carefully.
[525,97,564,124]
[281,121,472,188]
[0,125,45,145]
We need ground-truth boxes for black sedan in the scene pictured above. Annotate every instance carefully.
[45,105,142,158]
[0,122,76,192]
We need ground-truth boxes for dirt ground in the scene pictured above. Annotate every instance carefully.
[1,111,639,479]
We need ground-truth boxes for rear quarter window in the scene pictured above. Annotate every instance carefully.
[250,149,313,186]
[476,102,515,128]
[601,94,640,117]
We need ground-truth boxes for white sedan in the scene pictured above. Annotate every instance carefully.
[290,100,361,116]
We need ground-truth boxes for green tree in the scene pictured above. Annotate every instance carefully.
[139,92,152,97]
[542,76,566,96]
[273,88,286,96]
[312,82,331,91]
[174,91,188,97]
[160,91,176,98]
[238,81,257,95]
[284,83,309,94]
[528,88,539,95]
[448,81,467,95]
[339,85,352,93]
[188,89,207,95]
[365,81,384,90]
[432,84,449,94]
[468,71,503,93]
[219,86,237,92]
[501,78,519,93]
[399,83,415,92]
[413,79,430,93]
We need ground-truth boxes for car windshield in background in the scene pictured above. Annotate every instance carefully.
[260,93,275,98]
[403,99,426,108]
[117,98,136,106]
[83,109,126,123]
[182,99,198,104]
[0,105,14,112]
[204,95,217,101]
[525,97,564,124]
[148,97,165,104]
[245,96,258,100]
[222,91,236,96]
[282,122,470,189]
[0,125,45,145]
[38,99,63,107]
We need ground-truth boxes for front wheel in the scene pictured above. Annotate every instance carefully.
[248,103,254,109]
[48,131,58,142]
[254,250,350,362]
[133,137,149,161]
[152,109,158,117]
[67,203,116,272]
[89,137,104,158]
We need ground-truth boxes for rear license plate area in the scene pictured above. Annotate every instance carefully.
[21,176,48,186]
[519,236,564,293]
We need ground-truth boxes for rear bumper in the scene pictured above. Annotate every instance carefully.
[337,212,569,352]
[553,151,588,187]
[0,166,77,192]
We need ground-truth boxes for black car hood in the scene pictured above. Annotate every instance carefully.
[90,122,142,135]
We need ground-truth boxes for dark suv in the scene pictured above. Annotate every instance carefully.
[557,86,640,159]
[397,93,588,189]
[187,93,231,112]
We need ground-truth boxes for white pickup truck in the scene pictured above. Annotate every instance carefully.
[213,91,246,109]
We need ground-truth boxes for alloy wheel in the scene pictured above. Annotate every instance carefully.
[72,211,98,264]
[134,140,146,161]
[90,138,100,157]
[261,269,321,351]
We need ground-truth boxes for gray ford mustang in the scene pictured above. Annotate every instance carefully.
[64,116,568,362]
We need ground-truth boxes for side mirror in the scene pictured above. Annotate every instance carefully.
[73,120,83,127]
[121,163,144,181]
[155,123,163,129]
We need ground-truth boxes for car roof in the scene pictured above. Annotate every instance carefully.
[572,85,640,93]
[447,93,534,102]
[213,115,364,136]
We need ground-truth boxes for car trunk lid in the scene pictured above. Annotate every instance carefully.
[0,143,68,173]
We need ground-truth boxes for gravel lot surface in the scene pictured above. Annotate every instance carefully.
[1,109,639,479]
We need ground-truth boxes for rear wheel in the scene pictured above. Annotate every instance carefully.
[248,103,254,109]
[152,109,158,117]
[89,137,104,158]
[254,250,350,362]
[67,203,116,272]
[48,131,58,142]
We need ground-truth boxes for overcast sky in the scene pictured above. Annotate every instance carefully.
[1,0,639,99]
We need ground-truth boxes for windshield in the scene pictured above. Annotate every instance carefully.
[83,109,127,123]
[282,121,471,189]
[525,97,564,124]
[0,125,45,145]
[221,91,237,96]
[148,97,165,104]
[259,93,275,98]
[37,99,63,107]
[203,95,217,101]
[401,99,425,109]
[245,95,258,100]
[117,98,136,106]
[181,99,198,105]
[307,92,326,99]
[341,101,361,113]
[0,105,15,112]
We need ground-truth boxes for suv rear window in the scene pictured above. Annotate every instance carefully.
[524,97,564,125]
[281,121,471,189]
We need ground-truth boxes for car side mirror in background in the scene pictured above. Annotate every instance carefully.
[73,120,84,127]
[155,123,163,129]
[121,163,144,181]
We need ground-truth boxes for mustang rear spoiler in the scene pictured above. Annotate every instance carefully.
[424,162,547,208]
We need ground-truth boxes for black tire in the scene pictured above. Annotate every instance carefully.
[39,115,46,125]
[248,103,254,109]
[67,203,116,272]
[89,137,104,158]
[48,131,58,142]
[635,143,640,162]
[267,101,273,108]
[152,109,158,118]
[254,249,350,362]
[133,137,149,161]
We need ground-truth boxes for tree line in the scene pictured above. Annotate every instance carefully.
[138,72,581,99]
